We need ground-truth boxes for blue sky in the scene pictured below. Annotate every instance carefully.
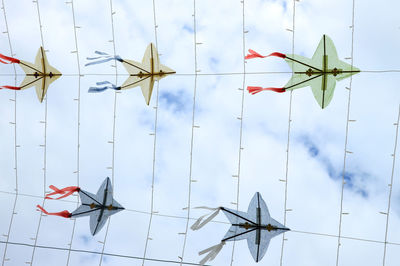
[0,0,400,265]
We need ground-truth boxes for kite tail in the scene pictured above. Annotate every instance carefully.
[0,86,21,90]
[245,49,286,60]
[88,81,121,93]
[199,241,226,266]
[36,205,71,218]
[85,51,122,66]
[247,86,286,95]
[45,185,80,200]
[0,53,20,64]
[190,207,221,230]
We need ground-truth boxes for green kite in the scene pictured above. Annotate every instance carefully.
[246,35,360,109]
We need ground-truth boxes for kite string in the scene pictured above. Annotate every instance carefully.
[1,0,19,264]
[179,0,198,263]
[98,0,119,264]
[229,1,247,265]
[65,0,82,264]
[382,105,400,265]
[141,0,160,265]
[280,0,296,265]
[335,0,356,265]
[30,0,48,264]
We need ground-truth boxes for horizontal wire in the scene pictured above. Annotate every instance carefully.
[1,190,399,247]
[0,69,399,77]
[0,240,208,266]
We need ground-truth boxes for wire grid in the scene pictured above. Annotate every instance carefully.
[30,0,48,264]
[63,0,82,265]
[1,0,18,264]
[279,0,296,265]
[97,0,119,264]
[335,0,356,264]
[382,105,400,265]
[228,0,247,265]
[141,0,162,265]
[1,0,400,265]
[178,0,199,264]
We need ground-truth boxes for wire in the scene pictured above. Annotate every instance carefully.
[98,0,119,264]
[228,1,248,265]
[279,1,296,265]
[65,1,81,265]
[178,0,199,264]
[335,0,356,265]
[0,240,209,266]
[30,1,49,264]
[382,105,400,265]
[1,1,18,265]
[141,1,161,264]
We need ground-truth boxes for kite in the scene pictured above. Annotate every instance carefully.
[36,177,124,236]
[85,43,175,105]
[191,192,289,265]
[246,35,360,108]
[0,47,62,102]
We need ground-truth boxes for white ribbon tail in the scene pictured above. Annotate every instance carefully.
[88,81,120,93]
[199,241,225,265]
[190,207,220,231]
[85,51,122,66]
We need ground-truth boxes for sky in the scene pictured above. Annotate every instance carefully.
[0,0,400,265]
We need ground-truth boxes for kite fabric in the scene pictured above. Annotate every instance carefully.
[0,47,62,102]
[85,43,175,105]
[191,192,289,265]
[36,177,124,236]
[246,34,360,109]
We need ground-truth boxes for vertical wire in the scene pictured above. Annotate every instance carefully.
[178,0,198,264]
[1,0,18,264]
[65,0,81,264]
[30,0,48,264]
[280,0,296,265]
[382,105,400,265]
[98,0,119,264]
[141,0,160,264]
[229,0,246,265]
[335,0,356,265]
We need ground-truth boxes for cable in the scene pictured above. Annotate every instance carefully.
[335,0,356,265]
[279,1,296,265]
[141,0,161,264]
[1,1,18,265]
[65,1,81,265]
[98,0,119,264]
[382,105,400,265]
[30,1,49,264]
[178,0,198,264]
[0,240,209,266]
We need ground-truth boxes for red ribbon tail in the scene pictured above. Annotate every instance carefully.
[0,86,20,90]
[36,205,71,218]
[45,185,80,200]
[0,53,20,64]
[245,49,286,60]
[247,86,285,94]
[245,49,266,59]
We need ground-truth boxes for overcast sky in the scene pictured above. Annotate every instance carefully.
[0,0,400,265]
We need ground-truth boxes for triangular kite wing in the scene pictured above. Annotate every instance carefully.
[70,189,101,218]
[283,53,322,91]
[88,177,123,235]
[310,75,336,109]
[246,230,271,262]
